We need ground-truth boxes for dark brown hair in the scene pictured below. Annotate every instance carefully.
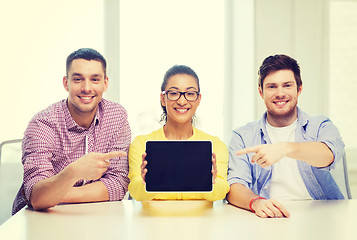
[258,54,302,91]
[66,48,107,77]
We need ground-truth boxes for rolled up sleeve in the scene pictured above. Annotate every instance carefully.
[315,118,345,170]
[227,130,253,188]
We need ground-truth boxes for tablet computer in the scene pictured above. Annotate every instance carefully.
[145,140,213,192]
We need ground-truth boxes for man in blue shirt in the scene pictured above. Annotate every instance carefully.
[227,54,346,218]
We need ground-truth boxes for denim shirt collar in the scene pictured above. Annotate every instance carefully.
[259,107,309,142]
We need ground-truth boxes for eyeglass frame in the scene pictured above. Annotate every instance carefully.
[162,90,200,101]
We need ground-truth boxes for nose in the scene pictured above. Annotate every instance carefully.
[275,86,286,98]
[81,79,91,93]
[177,93,187,105]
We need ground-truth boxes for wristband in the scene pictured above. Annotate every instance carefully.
[249,197,265,213]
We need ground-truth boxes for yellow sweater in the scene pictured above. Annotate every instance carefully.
[128,127,229,201]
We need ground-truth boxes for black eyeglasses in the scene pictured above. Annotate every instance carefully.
[162,90,200,101]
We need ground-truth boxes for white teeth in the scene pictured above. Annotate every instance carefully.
[81,96,92,100]
[276,101,286,105]
[176,108,188,113]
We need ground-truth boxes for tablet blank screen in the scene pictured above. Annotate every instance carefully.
[145,141,212,192]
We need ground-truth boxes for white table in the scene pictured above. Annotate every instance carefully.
[0,199,356,240]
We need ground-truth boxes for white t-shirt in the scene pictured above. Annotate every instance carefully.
[266,120,312,200]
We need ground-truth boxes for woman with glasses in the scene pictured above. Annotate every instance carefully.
[128,65,229,201]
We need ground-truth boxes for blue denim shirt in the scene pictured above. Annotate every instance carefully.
[228,108,345,200]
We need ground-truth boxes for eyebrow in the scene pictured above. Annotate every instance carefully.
[284,81,295,84]
[265,81,295,86]
[71,73,103,78]
[71,73,82,77]
[167,86,198,91]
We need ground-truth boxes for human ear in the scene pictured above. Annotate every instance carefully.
[104,76,109,92]
[63,76,69,92]
[258,86,264,99]
[196,93,202,106]
[160,93,166,107]
[297,85,303,96]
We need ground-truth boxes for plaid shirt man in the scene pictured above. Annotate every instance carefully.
[13,98,131,214]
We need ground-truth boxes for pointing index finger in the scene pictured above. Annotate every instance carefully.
[235,146,259,156]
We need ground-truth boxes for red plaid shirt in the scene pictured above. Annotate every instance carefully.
[12,99,131,214]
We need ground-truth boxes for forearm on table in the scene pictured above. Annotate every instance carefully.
[30,167,78,210]
[61,181,109,203]
[226,183,259,210]
[286,142,334,167]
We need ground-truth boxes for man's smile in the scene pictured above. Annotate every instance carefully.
[273,100,289,107]
[78,95,95,103]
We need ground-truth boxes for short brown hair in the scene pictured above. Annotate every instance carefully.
[66,48,107,77]
[258,54,302,91]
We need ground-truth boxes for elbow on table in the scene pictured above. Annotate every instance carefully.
[30,197,58,211]
[226,191,235,204]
